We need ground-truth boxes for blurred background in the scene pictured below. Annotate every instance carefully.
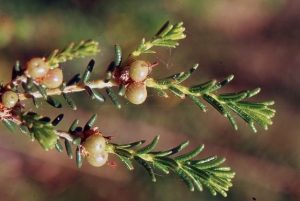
[0,0,299,200]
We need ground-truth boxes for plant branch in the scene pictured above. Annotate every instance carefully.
[105,135,234,197]
[146,65,275,132]
[18,79,118,101]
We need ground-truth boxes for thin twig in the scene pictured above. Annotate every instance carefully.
[18,79,118,100]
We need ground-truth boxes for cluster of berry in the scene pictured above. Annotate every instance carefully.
[1,58,63,109]
[118,60,155,104]
[1,56,155,166]
[83,134,108,167]
[25,58,63,88]
[25,58,109,166]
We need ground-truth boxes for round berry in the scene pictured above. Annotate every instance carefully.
[86,151,108,167]
[125,82,147,104]
[84,134,106,154]
[1,91,18,108]
[41,68,63,88]
[129,60,150,82]
[26,58,49,78]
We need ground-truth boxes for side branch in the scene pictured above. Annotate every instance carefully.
[18,79,118,100]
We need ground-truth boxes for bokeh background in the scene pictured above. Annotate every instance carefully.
[0,0,299,200]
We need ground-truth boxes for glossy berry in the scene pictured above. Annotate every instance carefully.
[84,134,106,154]
[41,68,63,88]
[1,91,18,108]
[129,60,150,82]
[26,58,49,78]
[125,82,147,104]
[86,151,108,167]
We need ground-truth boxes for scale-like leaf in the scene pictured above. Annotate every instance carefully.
[2,119,16,132]
[66,73,81,86]
[114,148,133,158]
[76,147,82,168]
[55,139,63,153]
[46,96,62,108]
[134,156,156,182]
[115,45,122,66]
[117,155,134,170]
[189,79,217,94]
[202,94,228,116]
[168,86,185,98]
[84,114,97,131]
[65,139,73,159]
[63,93,77,110]
[175,144,204,162]
[136,135,160,154]
[106,88,121,109]
[194,157,226,169]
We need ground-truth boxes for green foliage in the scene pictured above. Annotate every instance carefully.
[46,40,100,68]
[21,112,58,150]
[2,118,17,132]
[106,135,234,197]
[131,21,186,57]
[146,70,275,133]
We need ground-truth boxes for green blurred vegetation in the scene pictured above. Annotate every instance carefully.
[1,0,300,200]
